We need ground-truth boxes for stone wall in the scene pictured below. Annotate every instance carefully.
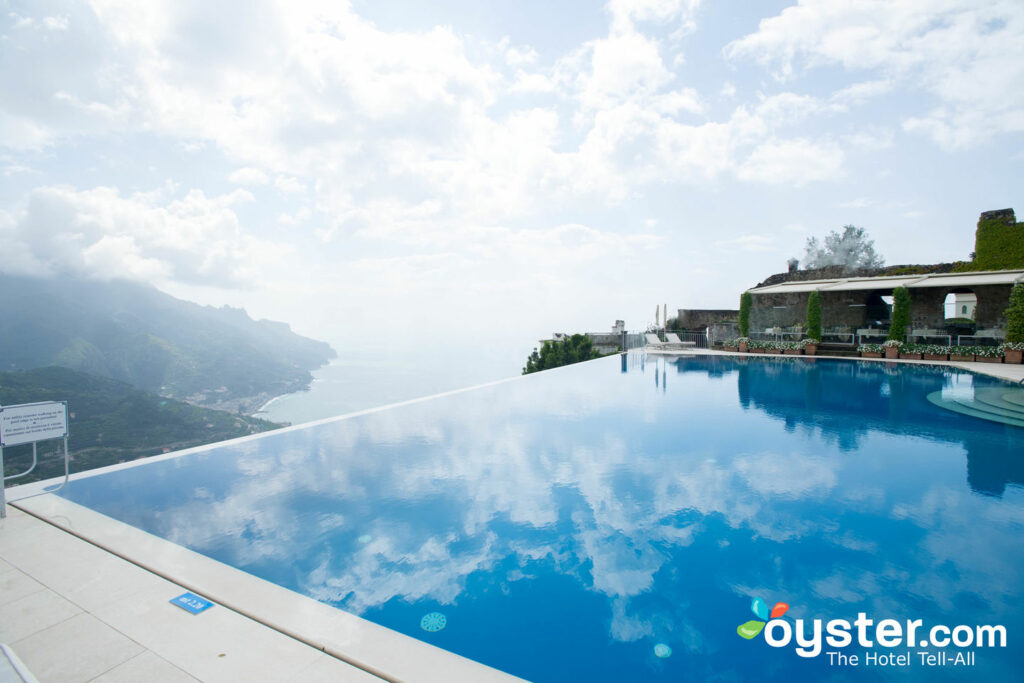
[755,263,956,289]
[750,285,1013,334]
[675,308,738,330]
[748,291,809,331]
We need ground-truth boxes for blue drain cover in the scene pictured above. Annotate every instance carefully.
[420,612,447,632]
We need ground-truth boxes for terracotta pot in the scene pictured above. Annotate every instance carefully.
[1006,349,1023,364]
[900,353,922,360]
[738,342,748,353]
[765,349,783,355]
[783,349,802,355]
[723,346,738,352]
[924,353,948,361]
[949,354,974,362]
[976,356,1003,363]
[804,344,818,356]
[884,347,899,359]
[861,351,882,358]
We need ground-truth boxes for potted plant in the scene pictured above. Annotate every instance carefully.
[782,341,803,355]
[899,343,923,360]
[883,339,900,359]
[922,344,949,361]
[737,336,749,353]
[949,346,975,362]
[765,341,783,355]
[1001,342,1023,364]
[974,346,1003,363]
[858,343,884,358]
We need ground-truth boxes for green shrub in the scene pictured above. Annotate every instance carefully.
[806,290,822,341]
[888,286,911,342]
[739,292,752,337]
[1006,283,1024,343]
[522,334,603,374]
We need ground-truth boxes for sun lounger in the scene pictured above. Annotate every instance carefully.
[665,333,697,347]
[644,333,668,349]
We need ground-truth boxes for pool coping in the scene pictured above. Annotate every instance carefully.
[11,494,525,683]
[648,346,1024,384]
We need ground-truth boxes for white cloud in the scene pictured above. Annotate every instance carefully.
[274,175,306,194]
[0,185,284,286]
[839,198,874,209]
[228,167,269,185]
[725,0,1024,149]
[737,138,844,186]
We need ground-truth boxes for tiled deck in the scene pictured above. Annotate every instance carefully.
[0,505,383,683]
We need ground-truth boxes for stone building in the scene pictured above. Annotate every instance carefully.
[747,270,1023,341]
[745,208,1024,343]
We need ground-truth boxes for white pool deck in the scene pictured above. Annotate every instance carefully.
[2,349,1022,682]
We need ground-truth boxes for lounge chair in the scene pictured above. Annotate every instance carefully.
[665,333,697,348]
[644,333,668,349]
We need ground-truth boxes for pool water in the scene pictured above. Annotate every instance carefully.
[57,354,1024,681]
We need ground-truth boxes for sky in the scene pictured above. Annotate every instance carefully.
[1,0,1022,373]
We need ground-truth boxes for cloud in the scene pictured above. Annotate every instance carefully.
[725,0,1024,149]
[737,138,844,185]
[228,167,269,185]
[0,185,285,286]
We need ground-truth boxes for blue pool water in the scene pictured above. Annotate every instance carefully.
[57,355,1024,681]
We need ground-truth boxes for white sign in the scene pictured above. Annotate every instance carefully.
[0,402,68,447]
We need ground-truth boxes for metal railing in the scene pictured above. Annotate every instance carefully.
[670,331,709,348]
[955,334,1004,347]
[621,332,646,351]
[907,333,952,346]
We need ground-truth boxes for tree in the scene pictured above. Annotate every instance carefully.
[1006,283,1024,343]
[738,292,752,337]
[889,286,911,342]
[806,290,822,341]
[799,225,884,272]
[522,334,604,374]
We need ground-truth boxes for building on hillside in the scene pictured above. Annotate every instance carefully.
[744,208,1024,346]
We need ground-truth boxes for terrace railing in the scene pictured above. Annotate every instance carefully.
[622,332,646,351]
[671,331,709,348]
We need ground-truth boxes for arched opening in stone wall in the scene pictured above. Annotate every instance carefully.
[944,288,977,321]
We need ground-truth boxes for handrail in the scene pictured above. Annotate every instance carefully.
[1,437,70,518]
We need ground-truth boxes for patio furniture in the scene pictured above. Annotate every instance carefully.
[665,333,696,348]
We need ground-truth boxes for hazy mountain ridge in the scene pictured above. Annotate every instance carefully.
[0,273,336,411]
[0,366,282,483]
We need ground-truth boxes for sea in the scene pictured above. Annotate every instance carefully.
[256,344,526,426]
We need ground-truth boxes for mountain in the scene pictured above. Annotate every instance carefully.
[0,366,282,483]
[0,273,336,412]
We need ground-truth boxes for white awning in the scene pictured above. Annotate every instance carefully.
[823,276,927,292]
[906,271,1024,288]
[749,269,1024,295]
[750,280,838,294]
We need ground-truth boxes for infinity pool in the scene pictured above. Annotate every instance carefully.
[54,354,1024,681]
